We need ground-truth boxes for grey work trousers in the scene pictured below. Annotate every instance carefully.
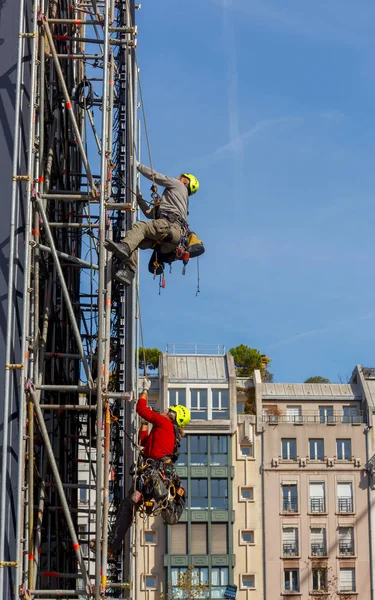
[122,219,182,272]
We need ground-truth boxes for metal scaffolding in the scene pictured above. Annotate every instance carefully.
[0,0,139,598]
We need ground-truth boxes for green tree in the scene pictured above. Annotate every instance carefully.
[138,347,162,372]
[163,566,209,599]
[304,376,330,384]
[229,344,273,382]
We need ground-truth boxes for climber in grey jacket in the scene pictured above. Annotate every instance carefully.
[104,163,200,285]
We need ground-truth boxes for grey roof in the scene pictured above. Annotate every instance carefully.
[359,375,375,409]
[167,354,228,382]
[262,382,362,401]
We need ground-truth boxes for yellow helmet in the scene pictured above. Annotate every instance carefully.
[181,173,199,196]
[169,405,191,428]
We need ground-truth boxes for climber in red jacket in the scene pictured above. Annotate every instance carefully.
[105,379,190,553]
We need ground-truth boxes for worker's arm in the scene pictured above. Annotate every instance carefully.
[136,378,167,426]
[137,163,181,189]
[136,193,155,219]
[138,424,149,446]
[136,395,168,425]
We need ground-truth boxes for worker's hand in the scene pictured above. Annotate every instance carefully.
[142,378,151,392]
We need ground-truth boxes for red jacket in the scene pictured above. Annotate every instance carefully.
[136,395,176,459]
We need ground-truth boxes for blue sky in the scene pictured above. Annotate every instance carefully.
[134,0,375,383]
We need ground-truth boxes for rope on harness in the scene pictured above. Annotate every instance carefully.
[196,256,201,296]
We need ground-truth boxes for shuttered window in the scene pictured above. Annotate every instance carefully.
[211,524,228,554]
[170,523,187,555]
[339,568,355,592]
[191,524,207,555]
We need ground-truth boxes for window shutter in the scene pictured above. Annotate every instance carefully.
[309,483,324,498]
[190,524,207,555]
[170,524,187,555]
[338,483,352,497]
[211,524,228,554]
[311,528,324,545]
[340,568,355,588]
[283,528,297,544]
[339,528,352,544]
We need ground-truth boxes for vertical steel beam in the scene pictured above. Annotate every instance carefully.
[96,0,111,596]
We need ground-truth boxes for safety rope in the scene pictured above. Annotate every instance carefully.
[135,284,147,378]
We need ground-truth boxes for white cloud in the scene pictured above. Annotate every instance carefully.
[198,115,303,166]
[267,311,375,350]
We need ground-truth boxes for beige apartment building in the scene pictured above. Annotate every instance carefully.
[97,352,375,600]
[257,369,371,599]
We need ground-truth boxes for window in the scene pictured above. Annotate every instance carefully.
[339,527,354,555]
[171,567,187,598]
[240,443,254,458]
[191,479,208,509]
[169,389,186,406]
[311,527,327,556]
[241,487,254,501]
[309,439,324,461]
[336,439,352,461]
[339,568,355,593]
[343,406,360,424]
[211,479,228,509]
[281,438,297,460]
[191,524,207,555]
[210,435,228,465]
[211,523,228,553]
[241,530,254,544]
[237,401,245,414]
[192,567,209,594]
[320,405,334,423]
[309,482,325,513]
[286,406,302,423]
[312,567,327,592]
[143,575,157,590]
[178,436,188,465]
[190,389,208,419]
[212,389,229,419]
[337,482,353,513]
[78,525,88,556]
[170,524,186,554]
[191,435,208,465]
[144,530,157,545]
[283,527,298,556]
[282,484,298,512]
[78,481,88,504]
[211,567,228,598]
[284,569,299,592]
[241,574,255,589]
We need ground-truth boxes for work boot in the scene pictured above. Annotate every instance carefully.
[115,267,135,286]
[104,239,131,262]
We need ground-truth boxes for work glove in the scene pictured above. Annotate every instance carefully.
[142,378,151,392]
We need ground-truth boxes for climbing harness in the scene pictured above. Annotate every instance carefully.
[129,454,186,524]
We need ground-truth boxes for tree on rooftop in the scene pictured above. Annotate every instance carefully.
[304,376,330,384]
[229,344,273,382]
[230,344,273,415]
[138,347,161,372]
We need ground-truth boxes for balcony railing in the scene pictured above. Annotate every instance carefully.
[283,499,298,512]
[283,543,299,556]
[263,412,365,424]
[310,497,325,513]
[339,543,355,555]
[338,497,353,513]
[311,544,327,556]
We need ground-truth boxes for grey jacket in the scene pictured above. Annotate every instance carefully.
[136,163,188,222]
